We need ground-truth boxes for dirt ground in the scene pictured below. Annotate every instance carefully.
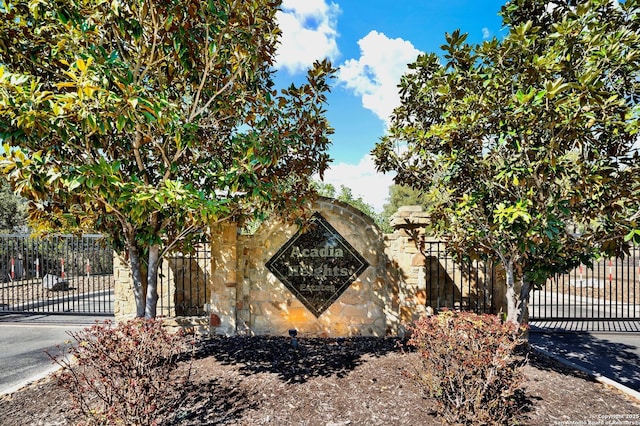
[1,336,639,426]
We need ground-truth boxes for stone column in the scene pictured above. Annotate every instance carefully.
[209,221,238,335]
[387,206,431,327]
[113,252,136,321]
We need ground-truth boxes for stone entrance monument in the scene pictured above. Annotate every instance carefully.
[113,198,505,337]
[206,198,390,337]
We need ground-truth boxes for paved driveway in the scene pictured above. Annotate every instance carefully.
[0,313,111,394]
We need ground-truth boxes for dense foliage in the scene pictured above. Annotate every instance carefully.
[0,177,27,233]
[0,0,335,317]
[408,311,527,425]
[374,0,640,323]
[49,319,193,425]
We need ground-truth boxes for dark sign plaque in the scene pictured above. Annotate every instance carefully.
[265,212,370,317]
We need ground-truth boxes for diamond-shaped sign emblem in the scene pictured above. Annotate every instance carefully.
[265,212,370,317]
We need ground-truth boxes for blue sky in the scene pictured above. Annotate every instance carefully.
[274,0,508,211]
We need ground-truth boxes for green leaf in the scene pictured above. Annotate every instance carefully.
[116,115,126,132]
[141,111,156,122]
[624,229,640,243]
[67,176,85,191]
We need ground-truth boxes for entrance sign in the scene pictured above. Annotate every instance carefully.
[266,212,369,317]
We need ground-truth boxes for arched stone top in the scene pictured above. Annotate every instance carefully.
[313,196,381,234]
[251,196,383,267]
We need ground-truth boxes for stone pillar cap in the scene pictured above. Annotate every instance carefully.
[390,205,430,229]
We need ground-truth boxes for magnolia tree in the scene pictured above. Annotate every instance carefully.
[0,177,27,232]
[373,0,640,324]
[0,0,335,318]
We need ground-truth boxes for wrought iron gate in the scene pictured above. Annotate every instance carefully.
[423,241,497,315]
[0,234,114,315]
[423,241,639,331]
[529,246,640,331]
[155,244,211,318]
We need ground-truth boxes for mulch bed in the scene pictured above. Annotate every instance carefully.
[1,336,639,425]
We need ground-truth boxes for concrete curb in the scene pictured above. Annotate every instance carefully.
[0,363,63,396]
[532,346,640,403]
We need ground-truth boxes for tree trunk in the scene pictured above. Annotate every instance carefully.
[505,260,517,324]
[128,242,146,318]
[145,244,160,319]
[518,276,532,325]
[504,260,532,325]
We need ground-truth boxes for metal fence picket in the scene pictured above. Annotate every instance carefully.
[0,234,114,315]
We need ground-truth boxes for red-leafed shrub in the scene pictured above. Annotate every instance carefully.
[407,310,527,425]
[49,318,193,426]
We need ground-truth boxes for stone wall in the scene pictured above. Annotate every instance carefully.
[384,205,431,327]
[113,199,505,336]
[231,198,391,337]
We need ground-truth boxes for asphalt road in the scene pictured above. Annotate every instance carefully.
[529,328,640,393]
[0,314,110,395]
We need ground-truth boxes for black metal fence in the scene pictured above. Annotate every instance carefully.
[0,232,209,318]
[529,246,640,331]
[0,234,114,315]
[4,230,637,330]
[156,244,211,318]
[423,241,498,315]
[423,241,640,331]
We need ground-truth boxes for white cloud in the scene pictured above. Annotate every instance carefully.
[337,31,422,126]
[320,155,395,213]
[275,0,341,74]
[482,27,491,39]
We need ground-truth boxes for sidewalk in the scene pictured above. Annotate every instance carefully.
[529,327,640,398]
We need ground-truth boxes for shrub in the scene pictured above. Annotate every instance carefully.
[49,318,194,426]
[407,310,527,425]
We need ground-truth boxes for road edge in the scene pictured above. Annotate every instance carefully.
[531,345,640,403]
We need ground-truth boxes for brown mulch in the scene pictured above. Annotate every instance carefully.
[1,336,639,426]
